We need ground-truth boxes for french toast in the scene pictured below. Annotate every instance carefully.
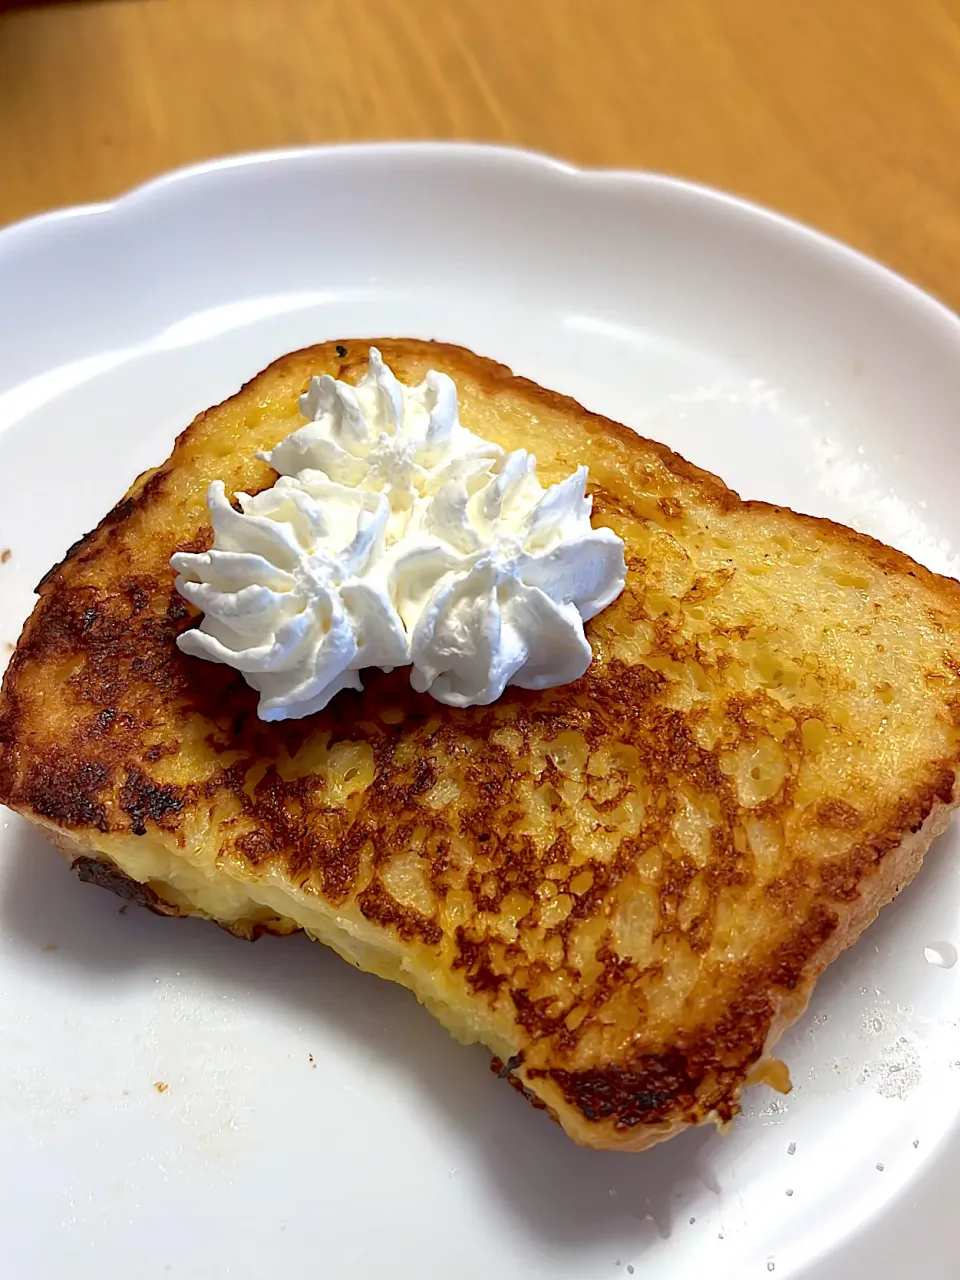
[2,339,960,1152]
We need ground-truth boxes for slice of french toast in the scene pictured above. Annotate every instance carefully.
[2,339,959,1152]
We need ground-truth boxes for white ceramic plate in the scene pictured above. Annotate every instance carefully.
[2,144,959,1280]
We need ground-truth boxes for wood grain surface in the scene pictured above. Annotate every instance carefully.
[2,0,960,309]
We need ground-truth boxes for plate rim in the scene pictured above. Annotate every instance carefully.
[1,140,958,347]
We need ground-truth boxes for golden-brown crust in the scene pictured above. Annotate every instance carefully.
[2,338,960,1150]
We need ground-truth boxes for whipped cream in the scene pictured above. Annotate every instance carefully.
[173,348,626,718]
[262,347,500,544]
[393,452,626,706]
[172,476,408,720]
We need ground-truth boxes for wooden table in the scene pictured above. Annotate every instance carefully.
[3,0,960,310]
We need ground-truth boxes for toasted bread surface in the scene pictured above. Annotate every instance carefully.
[2,340,960,1151]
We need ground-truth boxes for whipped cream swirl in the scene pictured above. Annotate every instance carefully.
[394,452,625,706]
[172,476,408,720]
[172,348,626,718]
[263,347,500,544]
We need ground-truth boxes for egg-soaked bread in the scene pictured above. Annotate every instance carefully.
[2,339,960,1151]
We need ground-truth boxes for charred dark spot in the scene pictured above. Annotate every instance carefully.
[164,592,191,628]
[119,768,185,836]
[357,879,442,945]
[530,1058,693,1129]
[72,855,179,915]
[124,581,150,614]
[110,497,136,524]
[453,928,504,995]
[23,754,110,832]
